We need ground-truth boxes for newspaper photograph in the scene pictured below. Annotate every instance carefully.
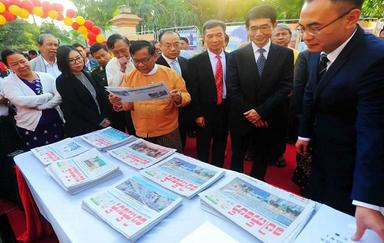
[82,176,182,241]
[81,127,134,150]
[199,176,316,242]
[31,138,89,165]
[141,154,224,198]
[106,82,170,103]
[108,139,176,169]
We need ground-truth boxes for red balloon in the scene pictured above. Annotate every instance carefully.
[84,20,93,30]
[31,0,41,6]
[51,3,63,12]
[87,32,96,41]
[71,22,79,30]
[2,11,16,21]
[21,1,34,13]
[1,0,11,8]
[57,13,64,21]
[41,8,48,18]
[91,26,101,35]
[40,1,51,11]
[8,0,22,6]
[66,9,76,18]
[88,39,96,46]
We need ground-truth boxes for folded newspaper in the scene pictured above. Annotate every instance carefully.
[105,82,170,103]
[46,148,122,194]
[31,138,89,166]
[82,176,182,241]
[199,175,316,243]
[80,127,136,151]
[141,153,225,198]
[108,139,176,169]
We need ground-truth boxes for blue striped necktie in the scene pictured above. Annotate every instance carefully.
[256,48,266,76]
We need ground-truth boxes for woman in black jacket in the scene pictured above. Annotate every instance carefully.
[56,45,111,137]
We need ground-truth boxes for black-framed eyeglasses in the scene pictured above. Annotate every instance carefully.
[248,24,273,33]
[132,55,153,65]
[296,8,355,36]
[68,55,83,65]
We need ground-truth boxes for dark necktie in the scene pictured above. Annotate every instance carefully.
[215,55,223,105]
[318,53,329,81]
[256,48,266,76]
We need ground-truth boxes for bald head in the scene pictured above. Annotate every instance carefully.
[159,31,181,59]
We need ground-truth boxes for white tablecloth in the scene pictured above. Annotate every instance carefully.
[14,138,259,243]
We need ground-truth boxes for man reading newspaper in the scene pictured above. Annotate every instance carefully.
[109,40,191,152]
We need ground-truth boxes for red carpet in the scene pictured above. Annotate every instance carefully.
[1,136,299,242]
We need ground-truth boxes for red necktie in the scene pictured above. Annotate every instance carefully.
[215,55,223,105]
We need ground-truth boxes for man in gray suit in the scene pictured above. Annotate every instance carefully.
[30,34,61,78]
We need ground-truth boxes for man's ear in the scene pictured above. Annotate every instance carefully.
[346,9,361,28]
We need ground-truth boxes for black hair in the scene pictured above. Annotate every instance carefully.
[89,43,108,55]
[180,37,189,44]
[245,5,277,28]
[158,31,180,42]
[106,34,130,50]
[28,50,38,55]
[1,49,25,66]
[56,45,84,77]
[72,43,85,50]
[305,0,364,9]
[202,19,226,35]
[129,40,156,56]
[380,28,384,34]
[37,33,59,46]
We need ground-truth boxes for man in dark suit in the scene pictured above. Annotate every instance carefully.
[189,20,229,167]
[156,31,191,150]
[296,0,384,240]
[227,5,293,180]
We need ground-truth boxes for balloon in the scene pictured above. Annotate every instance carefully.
[41,8,48,18]
[84,19,93,30]
[71,22,79,30]
[0,3,6,13]
[65,9,76,18]
[48,9,58,19]
[1,0,11,8]
[31,0,41,6]
[96,34,105,43]
[88,39,96,46]
[91,26,101,35]
[40,1,51,11]
[57,13,64,21]
[20,1,34,13]
[75,16,85,25]
[81,33,88,40]
[78,25,87,34]
[0,14,6,25]
[63,16,72,26]
[2,11,16,21]
[51,3,63,12]
[18,8,29,18]
[8,5,21,16]
[32,6,43,16]
[87,32,96,41]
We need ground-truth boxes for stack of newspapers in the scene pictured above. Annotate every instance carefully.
[141,153,225,198]
[108,139,176,169]
[31,138,89,166]
[80,127,136,151]
[46,149,122,194]
[82,176,182,241]
[199,175,316,243]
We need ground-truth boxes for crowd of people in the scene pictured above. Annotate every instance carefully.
[0,0,383,241]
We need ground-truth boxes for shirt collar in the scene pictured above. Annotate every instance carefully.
[324,28,357,64]
[251,39,271,54]
[162,53,177,64]
[144,64,158,76]
[207,49,224,59]
[42,56,57,66]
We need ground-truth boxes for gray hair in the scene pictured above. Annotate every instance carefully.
[37,33,59,46]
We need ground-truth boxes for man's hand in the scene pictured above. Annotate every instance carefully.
[353,206,384,242]
[108,94,124,112]
[253,120,269,128]
[243,109,261,123]
[296,139,309,155]
[169,89,182,105]
[118,56,128,72]
[195,116,205,128]
[100,118,111,128]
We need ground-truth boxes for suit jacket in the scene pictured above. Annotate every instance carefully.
[227,43,293,134]
[56,71,111,137]
[299,26,384,206]
[189,50,229,121]
[292,50,310,114]
[156,55,190,84]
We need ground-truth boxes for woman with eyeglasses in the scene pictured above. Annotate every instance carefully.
[56,45,112,137]
[1,49,64,149]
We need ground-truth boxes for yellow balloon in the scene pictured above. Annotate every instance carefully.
[96,34,105,43]
[82,33,89,40]
[0,3,6,13]
[63,17,73,26]
[32,7,43,17]
[8,5,21,16]
[0,15,6,25]
[48,10,58,19]
[19,9,30,19]
[78,25,88,34]
[75,16,85,25]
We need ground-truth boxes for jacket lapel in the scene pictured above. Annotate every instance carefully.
[262,43,280,80]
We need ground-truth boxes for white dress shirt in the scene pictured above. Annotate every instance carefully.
[105,57,135,87]
[251,39,271,63]
[207,49,227,99]
[42,57,61,79]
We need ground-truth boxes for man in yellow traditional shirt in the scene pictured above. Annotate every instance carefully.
[109,40,191,152]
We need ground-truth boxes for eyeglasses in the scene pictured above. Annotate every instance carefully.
[248,24,273,33]
[132,56,153,65]
[68,55,83,65]
[163,42,180,49]
[296,8,355,36]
